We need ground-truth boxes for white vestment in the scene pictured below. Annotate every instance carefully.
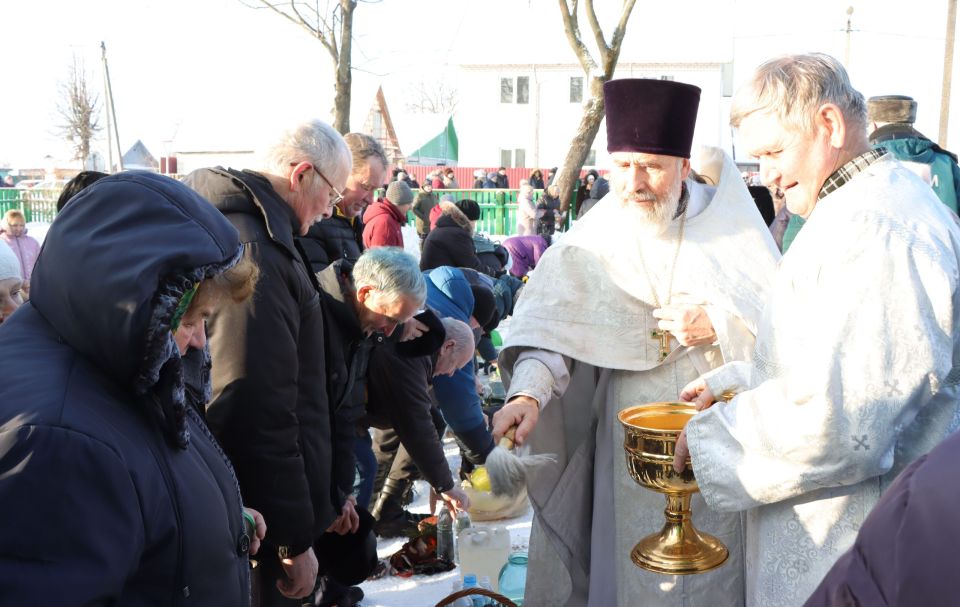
[686,156,960,606]
[500,154,781,606]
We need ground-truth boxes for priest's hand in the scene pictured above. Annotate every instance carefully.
[652,303,716,347]
[492,395,539,446]
[680,378,717,411]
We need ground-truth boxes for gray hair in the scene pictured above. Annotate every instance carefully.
[262,119,352,187]
[352,247,426,306]
[344,133,388,176]
[440,317,475,358]
[730,53,867,134]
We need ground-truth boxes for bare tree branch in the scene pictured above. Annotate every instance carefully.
[557,0,597,74]
[57,56,101,166]
[244,0,359,132]
[554,0,637,216]
[604,0,637,73]
[404,80,458,115]
[584,0,607,58]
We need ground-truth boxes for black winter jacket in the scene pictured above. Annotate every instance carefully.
[366,343,455,492]
[184,168,337,558]
[316,260,382,496]
[420,205,501,277]
[0,172,250,605]
[299,209,364,272]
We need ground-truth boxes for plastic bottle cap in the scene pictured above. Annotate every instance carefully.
[463,574,478,585]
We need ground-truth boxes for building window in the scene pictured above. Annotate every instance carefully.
[585,149,597,166]
[500,149,512,168]
[501,78,514,103]
[570,76,583,103]
[515,149,526,168]
[501,76,532,104]
[517,77,530,104]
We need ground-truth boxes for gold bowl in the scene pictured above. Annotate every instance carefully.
[618,402,728,575]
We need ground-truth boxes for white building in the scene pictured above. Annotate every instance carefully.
[456,62,731,170]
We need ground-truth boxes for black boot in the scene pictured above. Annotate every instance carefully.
[371,478,429,538]
[313,575,364,607]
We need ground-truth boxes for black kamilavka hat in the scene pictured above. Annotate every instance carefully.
[604,79,701,158]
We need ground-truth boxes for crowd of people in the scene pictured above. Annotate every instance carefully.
[1,50,960,607]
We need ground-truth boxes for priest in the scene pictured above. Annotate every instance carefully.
[675,53,960,606]
[491,78,781,606]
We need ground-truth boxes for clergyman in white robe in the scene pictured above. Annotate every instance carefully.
[499,154,780,606]
[685,155,960,606]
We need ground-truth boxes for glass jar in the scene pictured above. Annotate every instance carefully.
[497,551,528,605]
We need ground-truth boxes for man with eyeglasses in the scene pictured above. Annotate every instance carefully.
[184,119,362,606]
[300,133,389,272]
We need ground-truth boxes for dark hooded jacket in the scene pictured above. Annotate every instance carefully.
[315,259,382,495]
[0,172,251,605]
[184,167,337,558]
[421,203,501,277]
[423,267,496,463]
[298,206,365,272]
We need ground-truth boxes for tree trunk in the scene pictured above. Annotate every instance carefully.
[557,76,606,214]
[332,0,356,134]
[554,0,636,219]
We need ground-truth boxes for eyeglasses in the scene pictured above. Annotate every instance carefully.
[291,162,343,206]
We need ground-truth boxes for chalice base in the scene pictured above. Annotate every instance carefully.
[630,518,728,575]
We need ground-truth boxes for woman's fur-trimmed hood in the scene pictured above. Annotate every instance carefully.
[29,172,243,448]
[438,201,473,234]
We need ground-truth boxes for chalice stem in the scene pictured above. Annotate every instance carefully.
[663,493,693,543]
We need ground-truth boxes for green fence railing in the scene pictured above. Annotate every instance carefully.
[0,188,60,223]
[2,183,580,237]
[399,187,577,236]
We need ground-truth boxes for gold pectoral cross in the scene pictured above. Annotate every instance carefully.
[650,329,671,362]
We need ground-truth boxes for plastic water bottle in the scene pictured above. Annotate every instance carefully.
[451,580,471,607]
[462,574,480,607]
[436,505,455,562]
[477,575,494,607]
[454,510,472,561]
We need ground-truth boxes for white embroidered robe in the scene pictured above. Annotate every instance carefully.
[686,157,960,606]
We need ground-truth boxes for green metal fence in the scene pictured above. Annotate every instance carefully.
[0,188,60,223]
[1,184,578,236]
[398,187,576,236]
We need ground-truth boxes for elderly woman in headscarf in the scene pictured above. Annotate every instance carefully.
[0,172,263,605]
[0,241,23,324]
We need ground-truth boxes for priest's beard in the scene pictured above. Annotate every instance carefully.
[618,177,684,237]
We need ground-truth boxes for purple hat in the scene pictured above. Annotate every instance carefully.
[603,79,701,158]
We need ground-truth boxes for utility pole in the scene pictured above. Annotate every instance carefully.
[101,43,113,173]
[940,0,956,147]
[101,42,123,172]
[844,6,855,68]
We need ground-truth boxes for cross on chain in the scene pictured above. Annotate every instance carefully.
[650,329,672,362]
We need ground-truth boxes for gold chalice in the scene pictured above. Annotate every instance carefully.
[618,402,728,575]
